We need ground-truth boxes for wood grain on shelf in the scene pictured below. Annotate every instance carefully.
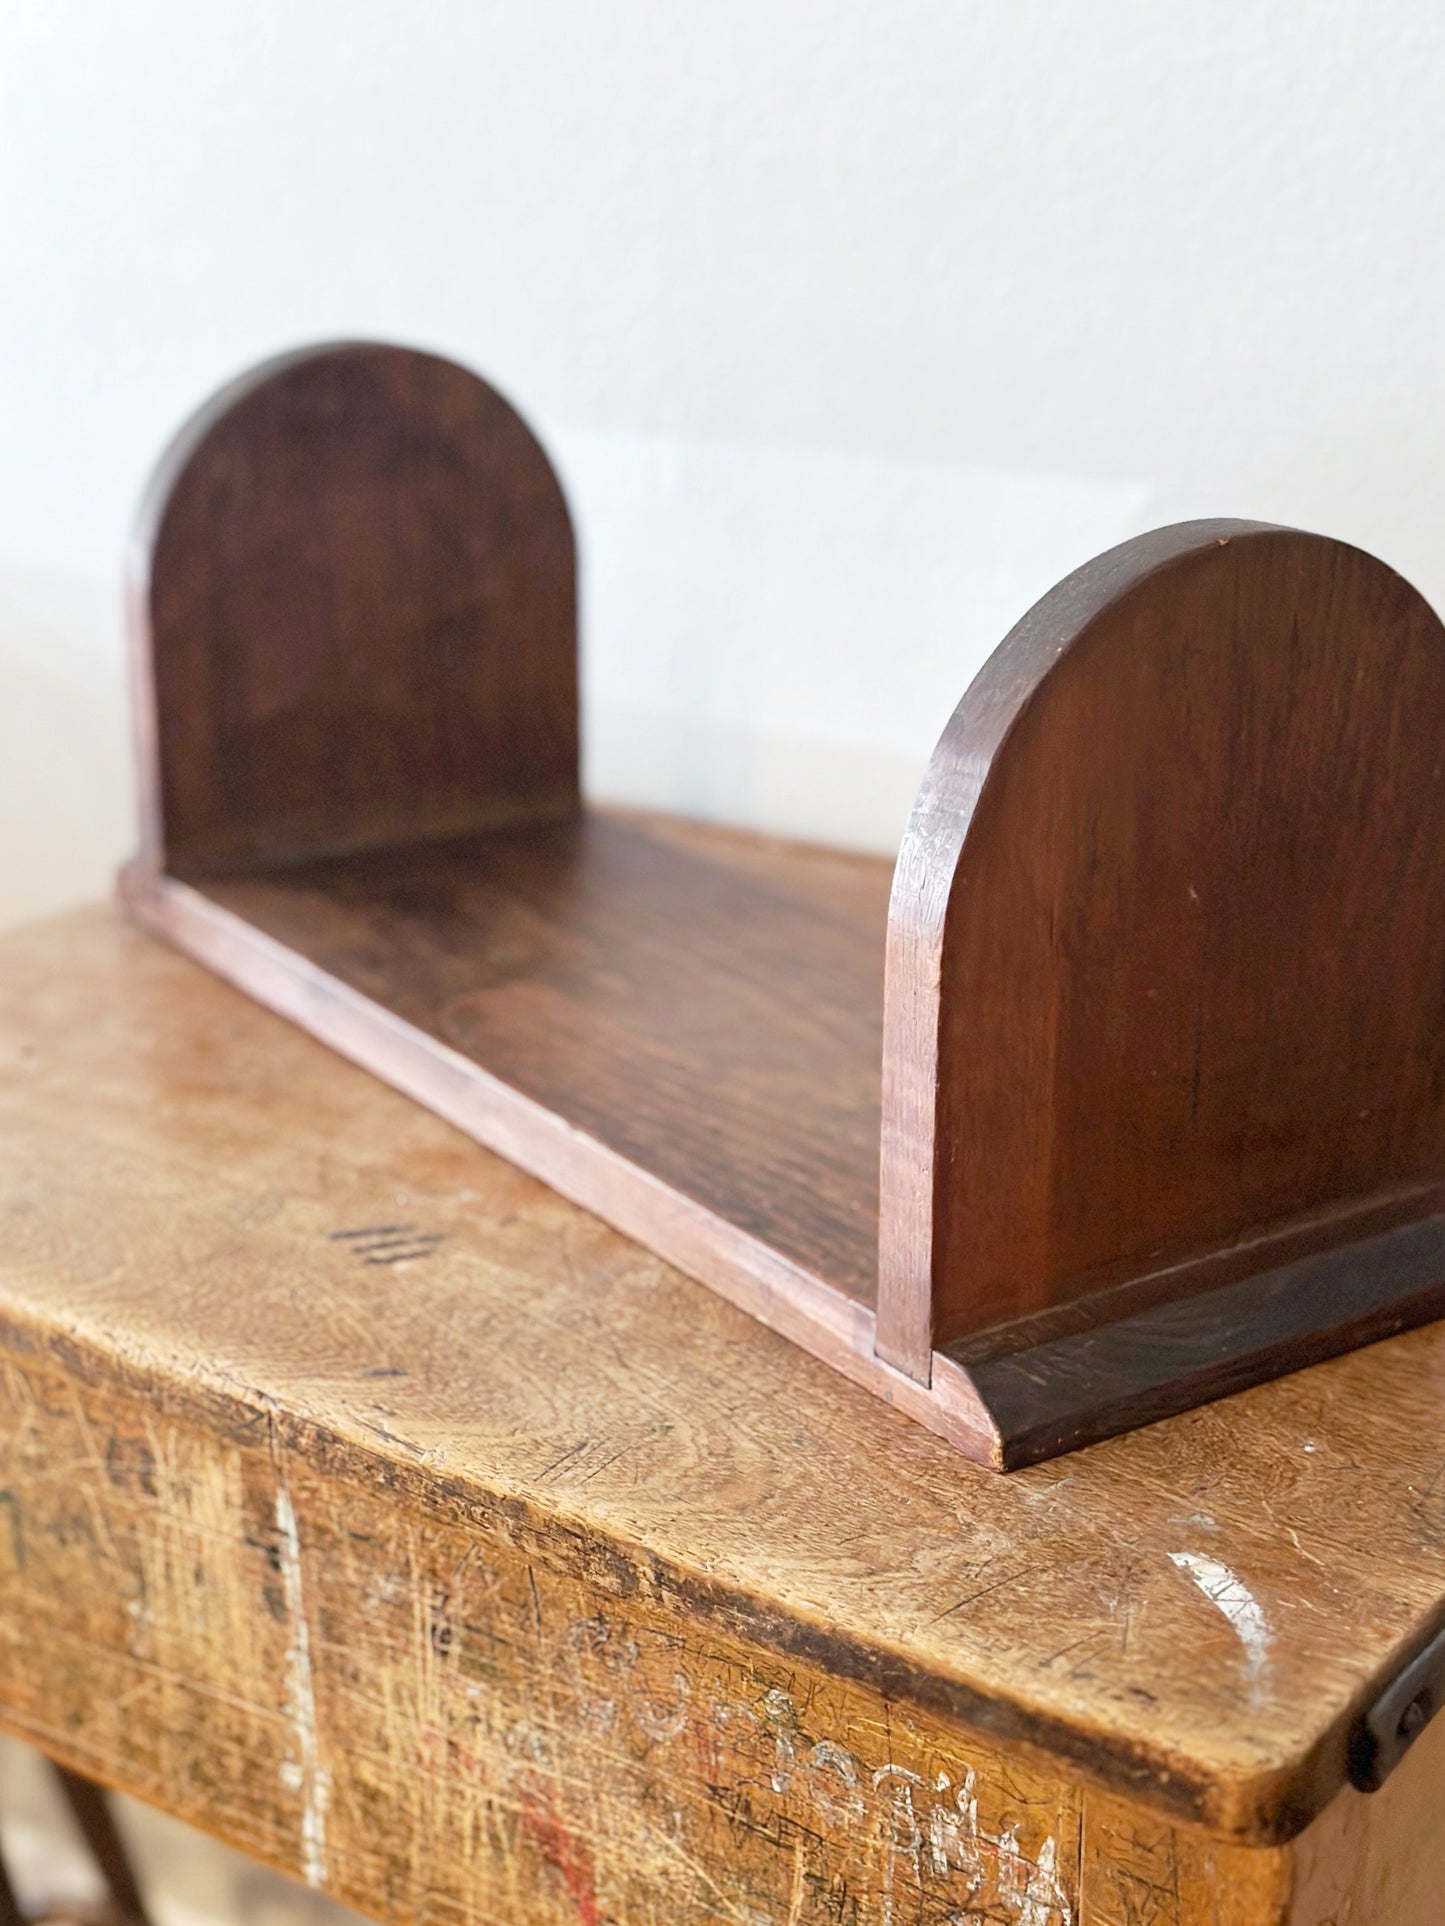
[201,810,889,1307]
[120,840,998,1465]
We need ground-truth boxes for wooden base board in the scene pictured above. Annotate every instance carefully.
[120,808,1445,1471]
[118,815,1000,1465]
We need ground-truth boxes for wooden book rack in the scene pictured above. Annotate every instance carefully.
[120,341,1445,1469]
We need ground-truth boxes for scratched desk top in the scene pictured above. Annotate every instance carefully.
[1,905,1443,1848]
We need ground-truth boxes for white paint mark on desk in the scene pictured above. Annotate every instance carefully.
[276,1473,330,1887]
[1170,1550,1270,1671]
[925,1767,1073,1925]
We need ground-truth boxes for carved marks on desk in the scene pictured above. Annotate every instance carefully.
[326,1223,449,1266]
[1080,1798,1287,1926]
[0,1338,1322,1925]
[542,1614,1075,1925]
[324,1488,1084,1923]
[700,1703,1073,1925]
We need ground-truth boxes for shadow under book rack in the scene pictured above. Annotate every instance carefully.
[120,340,1445,1469]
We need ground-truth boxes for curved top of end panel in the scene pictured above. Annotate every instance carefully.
[130,341,577,877]
[879,519,1445,1378]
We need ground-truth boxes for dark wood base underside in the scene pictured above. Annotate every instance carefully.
[120,810,1445,1471]
[963,1213,1445,1468]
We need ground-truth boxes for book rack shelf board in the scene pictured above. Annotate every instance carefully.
[120,339,1445,1469]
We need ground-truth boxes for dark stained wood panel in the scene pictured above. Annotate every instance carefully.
[880,522,1445,1377]
[136,341,577,877]
[203,811,889,1305]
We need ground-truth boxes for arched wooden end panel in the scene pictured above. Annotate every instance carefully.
[879,520,1445,1454]
[129,341,577,878]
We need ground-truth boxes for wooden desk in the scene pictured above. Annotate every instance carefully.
[0,907,1441,1924]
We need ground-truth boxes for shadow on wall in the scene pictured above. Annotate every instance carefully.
[0,571,133,933]
[0,427,1152,932]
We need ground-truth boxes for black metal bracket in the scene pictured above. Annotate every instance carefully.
[1348,1616,1445,1791]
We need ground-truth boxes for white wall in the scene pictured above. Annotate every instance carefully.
[4,0,1445,927]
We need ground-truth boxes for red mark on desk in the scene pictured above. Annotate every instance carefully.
[519,1786,602,1926]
